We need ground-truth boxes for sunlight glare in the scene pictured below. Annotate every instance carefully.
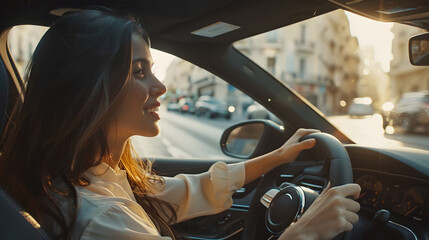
[385,126,395,134]
[382,102,394,111]
[150,49,177,82]
[346,11,394,72]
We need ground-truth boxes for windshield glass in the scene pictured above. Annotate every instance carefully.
[234,10,429,151]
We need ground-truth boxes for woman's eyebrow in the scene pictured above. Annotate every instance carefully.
[132,57,153,66]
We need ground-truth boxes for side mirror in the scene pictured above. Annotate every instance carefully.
[409,33,429,66]
[220,120,287,159]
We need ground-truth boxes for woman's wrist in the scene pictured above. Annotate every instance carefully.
[270,147,292,166]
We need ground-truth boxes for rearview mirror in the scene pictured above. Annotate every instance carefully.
[409,33,429,66]
[220,120,287,159]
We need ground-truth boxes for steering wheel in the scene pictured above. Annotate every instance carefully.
[241,132,353,240]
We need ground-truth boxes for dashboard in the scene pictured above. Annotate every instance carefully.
[238,143,429,239]
[355,172,429,223]
[284,144,429,239]
[346,145,429,239]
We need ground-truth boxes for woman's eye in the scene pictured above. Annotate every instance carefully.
[134,69,145,79]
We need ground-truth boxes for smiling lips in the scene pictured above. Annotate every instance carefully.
[143,104,161,120]
[147,107,159,113]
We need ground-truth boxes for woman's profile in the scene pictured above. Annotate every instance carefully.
[0,9,361,240]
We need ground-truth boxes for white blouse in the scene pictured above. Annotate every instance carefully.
[70,161,245,239]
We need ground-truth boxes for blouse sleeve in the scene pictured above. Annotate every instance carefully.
[155,161,246,223]
[80,204,172,240]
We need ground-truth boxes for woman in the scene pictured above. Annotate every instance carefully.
[0,9,360,240]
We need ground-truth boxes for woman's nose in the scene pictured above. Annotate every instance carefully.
[151,78,167,97]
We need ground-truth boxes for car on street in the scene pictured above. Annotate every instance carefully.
[1,1,429,240]
[177,97,195,114]
[194,96,231,119]
[382,91,429,133]
[166,100,179,112]
[246,101,282,125]
[347,97,374,118]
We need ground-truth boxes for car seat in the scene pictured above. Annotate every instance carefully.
[0,56,50,239]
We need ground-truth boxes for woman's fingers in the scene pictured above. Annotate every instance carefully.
[280,182,361,240]
[288,128,320,143]
[321,182,331,194]
[327,183,361,200]
[344,197,361,213]
[295,128,321,136]
[277,128,321,163]
[290,138,316,152]
[344,210,359,224]
[343,220,354,232]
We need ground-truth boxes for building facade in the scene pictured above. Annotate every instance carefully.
[164,10,361,115]
[8,25,47,75]
[358,47,391,109]
[390,23,429,100]
[234,9,360,115]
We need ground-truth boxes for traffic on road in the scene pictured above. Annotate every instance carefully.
[132,108,429,159]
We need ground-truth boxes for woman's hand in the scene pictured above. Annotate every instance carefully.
[280,183,361,240]
[244,128,319,185]
[273,128,320,164]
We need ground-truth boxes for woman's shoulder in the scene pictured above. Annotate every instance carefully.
[73,186,167,239]
[75,186,137,215]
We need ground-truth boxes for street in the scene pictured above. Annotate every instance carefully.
[131,110,429,159]
[328,114,429,150]
[131,109,244,159]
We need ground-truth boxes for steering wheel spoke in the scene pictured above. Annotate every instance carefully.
[261,189,280,208]
[265,185,306,235]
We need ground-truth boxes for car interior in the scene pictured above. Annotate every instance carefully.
[1,0,429,239]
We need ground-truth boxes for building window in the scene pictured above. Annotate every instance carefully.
[301,25,306,43]
[299,58,306,80]
[28,42,33,58]
[267,57,276,74]
[266,30,278,43]
[17,35,24,63]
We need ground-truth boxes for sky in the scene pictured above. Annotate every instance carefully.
[345,11,394,72]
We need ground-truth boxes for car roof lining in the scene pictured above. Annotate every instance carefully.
[1,0,338,44]
[2,0,429,45]
[153,0,336,44]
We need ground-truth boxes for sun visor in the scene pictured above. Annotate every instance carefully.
[191,22,240,38]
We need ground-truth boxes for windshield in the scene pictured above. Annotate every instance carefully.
[234,10,429,151]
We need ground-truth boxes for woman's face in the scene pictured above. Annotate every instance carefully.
[111,33,166,139]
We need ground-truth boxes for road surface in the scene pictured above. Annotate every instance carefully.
[131,111,429,159]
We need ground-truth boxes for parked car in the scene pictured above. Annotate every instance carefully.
[177,98,195,114]
[166,100,179,112]
[194,96,231,119]
[246,101,282,125]
[347,97,374,118]
[382,91,429,133]
[1,1,429,240]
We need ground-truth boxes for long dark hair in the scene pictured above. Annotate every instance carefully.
[0,9,176,239]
